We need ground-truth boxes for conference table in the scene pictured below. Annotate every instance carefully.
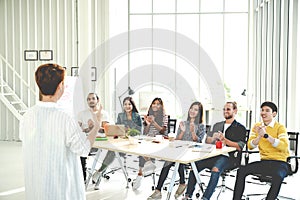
[85,136,236,200]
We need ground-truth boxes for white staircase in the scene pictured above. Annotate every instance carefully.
[0,79,28,120]
[0,55,34,121]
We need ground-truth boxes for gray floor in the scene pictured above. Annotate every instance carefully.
[0,141,299,200]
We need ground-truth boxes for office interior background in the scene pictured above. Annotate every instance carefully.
[1,0,300,199]
[1,0,299,141]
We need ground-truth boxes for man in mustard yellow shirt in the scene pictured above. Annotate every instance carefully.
[233,101,290,200]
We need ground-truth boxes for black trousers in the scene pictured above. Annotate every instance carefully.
[80,156,87,181]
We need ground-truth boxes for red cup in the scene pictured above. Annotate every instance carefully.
[216,140,223,149]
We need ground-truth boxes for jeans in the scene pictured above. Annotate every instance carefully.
[233,160,289,200]
[185,155,229,199]
[156,161,186,191]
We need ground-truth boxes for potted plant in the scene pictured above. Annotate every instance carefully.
[126,128,140,144]
[127,128,140,137]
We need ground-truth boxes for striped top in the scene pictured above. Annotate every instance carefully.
[145,114,168,136]
[20,101,90,200]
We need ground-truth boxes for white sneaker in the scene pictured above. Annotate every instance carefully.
[132,175,143,190]
[92,171,100,184]
[143,161,156,176]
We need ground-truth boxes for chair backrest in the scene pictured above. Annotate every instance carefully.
[167,115,177,133]
[229,129,250,168]
[287,132,299,174]
[243,129,252,165]
[205,125,211,134]
[288,132,299,156]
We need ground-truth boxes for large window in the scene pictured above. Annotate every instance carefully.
[109,0,249,125]
[251,0,299,129]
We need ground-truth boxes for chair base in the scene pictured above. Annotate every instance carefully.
[216,184,234,199]
[277,195,296,200]
[245,193,296,200]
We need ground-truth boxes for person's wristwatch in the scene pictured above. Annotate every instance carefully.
[263,133,269,138]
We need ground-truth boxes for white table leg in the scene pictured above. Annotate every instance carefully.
[85,149,101,190]
[166,162,180,200]
[190,162,204,193]
[115,152,130,188]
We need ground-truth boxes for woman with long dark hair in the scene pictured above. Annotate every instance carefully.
[117,96,142,132]
[92,97,142,190]
[143,97,168,136]
[132,97,169,190]
[148,101,206,199]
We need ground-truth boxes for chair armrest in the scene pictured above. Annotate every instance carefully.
[287,156,300,174]
[242,149,259,165]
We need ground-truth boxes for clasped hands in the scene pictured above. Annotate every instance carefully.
[179,122,197,141]
[144,115,155,125]
[212,131,225,143]
[254,125,266,138]
[87,103,102,132]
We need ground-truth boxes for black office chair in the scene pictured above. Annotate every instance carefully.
[244,131,300,200]
[168,116,177,134]
[205,125,211,134]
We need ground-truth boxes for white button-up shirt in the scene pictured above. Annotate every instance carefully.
[20,101,90,200]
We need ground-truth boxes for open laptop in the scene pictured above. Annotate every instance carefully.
[104,124,126,136]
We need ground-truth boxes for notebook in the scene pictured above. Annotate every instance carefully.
[104,124,126,136]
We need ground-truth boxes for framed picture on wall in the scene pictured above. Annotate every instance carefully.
[71,67,79,76]
[24,50,38,61]
[39,50,53,61]
[91,67,97,81]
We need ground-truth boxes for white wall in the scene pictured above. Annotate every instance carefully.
[0,0,109,141]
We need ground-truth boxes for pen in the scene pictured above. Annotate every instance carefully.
[176,145,182,148]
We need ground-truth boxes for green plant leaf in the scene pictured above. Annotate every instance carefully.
[127,128,140,136]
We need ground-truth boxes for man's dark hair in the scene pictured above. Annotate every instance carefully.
[35,63,65,95]
[261,101,277,113]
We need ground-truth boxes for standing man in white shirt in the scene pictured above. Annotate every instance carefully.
[77,92,110,183]
[20,63,101,200]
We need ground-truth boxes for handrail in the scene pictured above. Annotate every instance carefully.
[0,60,3,94]
[0,54,36,95]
